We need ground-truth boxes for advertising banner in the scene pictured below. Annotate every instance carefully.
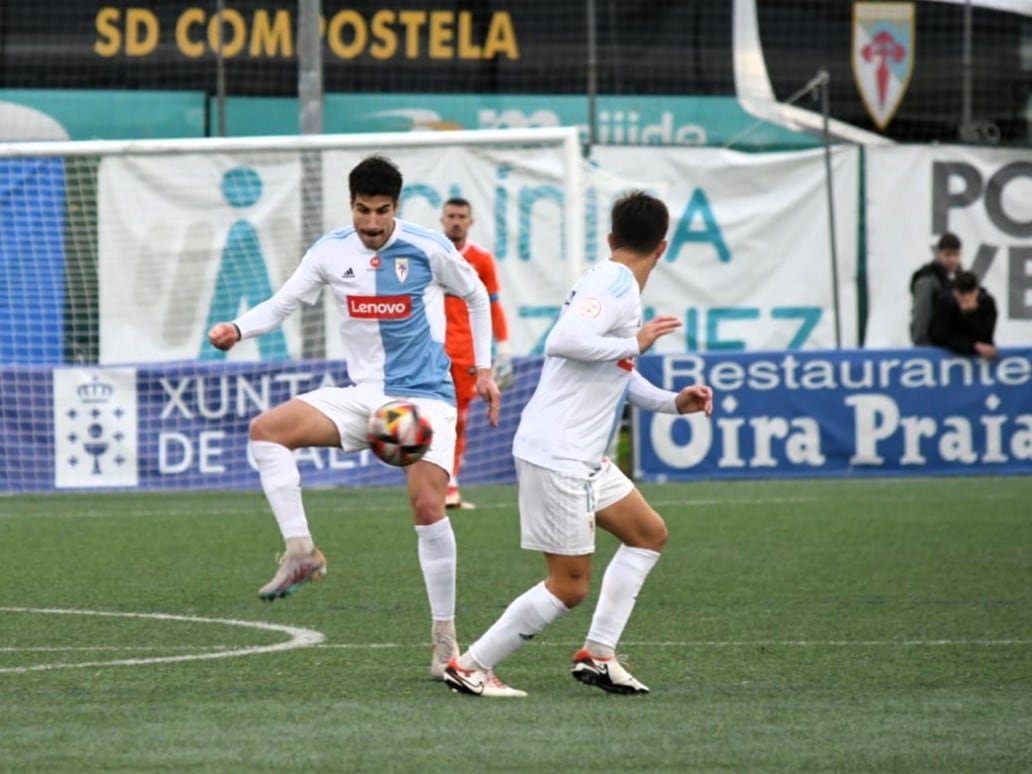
[96,144,858,363]
[864,144,1032,348]
[4,349,1027,493]
[591,145,859,352]
[633,348,1032,481]
[1,359,538,493]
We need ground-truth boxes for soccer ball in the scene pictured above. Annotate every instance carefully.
[367,400,434,467]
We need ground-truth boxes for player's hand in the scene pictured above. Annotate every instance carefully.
[207,322,241,351]
[493,351,515,391]
[974,342,998,360]
[476,368,502,427]
[636,315,682,354]
[675,384,713,417]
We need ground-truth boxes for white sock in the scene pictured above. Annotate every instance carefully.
[415,518,457,621]
[251,440,310,542]
[466,581,568,670]
[584,545,660,651]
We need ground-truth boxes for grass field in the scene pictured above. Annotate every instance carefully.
[1,477,1030,772]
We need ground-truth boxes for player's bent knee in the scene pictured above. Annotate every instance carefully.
[546,576,590,608]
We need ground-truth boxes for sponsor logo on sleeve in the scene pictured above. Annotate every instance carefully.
[577,297,602,319]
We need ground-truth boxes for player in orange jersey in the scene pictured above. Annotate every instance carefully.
[441,198,513,510]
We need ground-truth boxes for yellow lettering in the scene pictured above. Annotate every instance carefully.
[125,8,159,57]
[457,12,481,59]
[428,11,453,59]
[483,12,519,60]
[328,10,367,59]
[209,9,247,58]
[369,10,397,59]
[94,8,121,57]
[397,11,426,58]
[176,9,206,59]
[250,9,292,57]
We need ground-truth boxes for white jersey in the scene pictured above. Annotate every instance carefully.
[514,260,675,474]
[233,218,491,403]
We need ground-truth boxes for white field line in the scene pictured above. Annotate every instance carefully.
[0,607,324,674]
[310,639,1032,649]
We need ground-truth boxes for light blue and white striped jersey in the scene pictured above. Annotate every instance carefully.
[234,218,491,403]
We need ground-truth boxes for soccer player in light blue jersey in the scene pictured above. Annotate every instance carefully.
[208,155,501,679]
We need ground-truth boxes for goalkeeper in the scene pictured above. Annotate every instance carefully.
[440,198,513,510]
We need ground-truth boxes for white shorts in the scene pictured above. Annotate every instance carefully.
[515,457,635,556]
[298,383,458,475]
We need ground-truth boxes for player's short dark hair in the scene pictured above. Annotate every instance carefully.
[937,232,961,251]
[610,190,669,254]
[444,197,472,211]
[349,155,403,203]
[953,270,979,293]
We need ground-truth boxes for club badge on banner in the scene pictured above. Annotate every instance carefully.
[52,367,139,488]
[865,144,1032,349]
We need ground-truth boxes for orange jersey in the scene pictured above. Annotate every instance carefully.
[445,241,509,364]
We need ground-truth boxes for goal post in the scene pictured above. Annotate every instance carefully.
[0,127,583,493]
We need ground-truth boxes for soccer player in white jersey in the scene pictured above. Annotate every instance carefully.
[443,191,713,697]
[207,155,501,679]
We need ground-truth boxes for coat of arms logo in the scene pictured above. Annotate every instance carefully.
[852,2,915,130]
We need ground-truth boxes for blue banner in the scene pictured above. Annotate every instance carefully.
[633,349,1032,480]
[1,359,540,493]
[4,350,1029,493]
[0,158,65,364]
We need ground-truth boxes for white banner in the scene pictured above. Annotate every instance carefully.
[97,144,858,361]
[590,146,859,352]
[98,153,303,363]
[865,145,1032,348]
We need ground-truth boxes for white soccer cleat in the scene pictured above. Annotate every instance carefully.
[571,649,650,694]
[257,549,326,602]
[443,658,527,698]
[429,620,460,680]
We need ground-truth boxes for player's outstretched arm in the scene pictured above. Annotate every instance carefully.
[475,368,502,427]
[675,384,714,417]
[207,322,241,351]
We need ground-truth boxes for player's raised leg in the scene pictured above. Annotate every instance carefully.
[250,398,336,601]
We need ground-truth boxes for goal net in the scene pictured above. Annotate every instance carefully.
[0,127,583,493]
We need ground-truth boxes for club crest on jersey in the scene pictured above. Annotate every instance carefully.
[395,258,409,283]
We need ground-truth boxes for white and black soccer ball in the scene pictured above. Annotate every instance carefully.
[366,400,433,467]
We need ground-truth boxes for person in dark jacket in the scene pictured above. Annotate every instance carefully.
[929,270,998,360]
[910,232,962,345]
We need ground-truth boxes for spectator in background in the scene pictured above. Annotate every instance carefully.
[441,198,513,510]
[930,270,998,360]
[910,232,962,345]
